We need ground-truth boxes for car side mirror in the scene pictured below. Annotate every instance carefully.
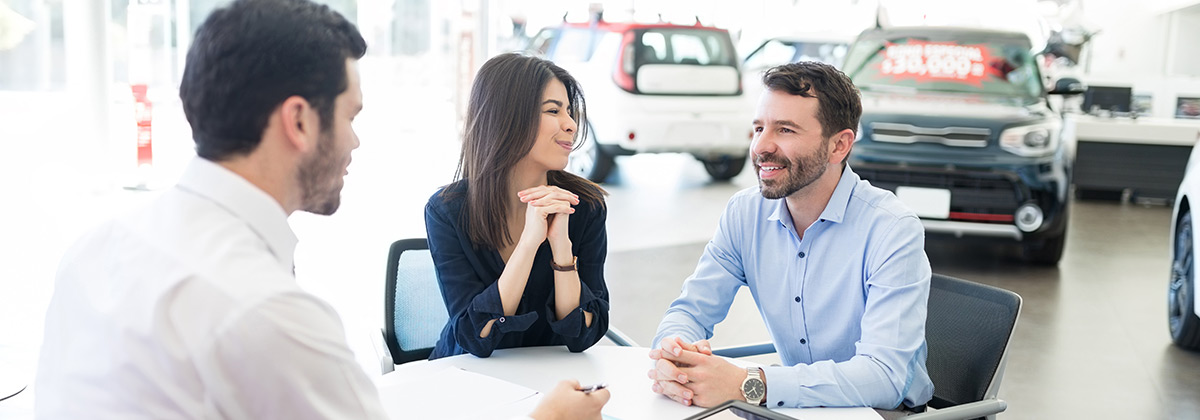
[1050,78,1086,95]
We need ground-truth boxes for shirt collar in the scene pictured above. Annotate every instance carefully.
[176,157,299,272]
[819,164,859,224]
[766,164,859,226]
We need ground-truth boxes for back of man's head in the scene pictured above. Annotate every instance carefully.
[762,61,862,140]
[180,0,366,161]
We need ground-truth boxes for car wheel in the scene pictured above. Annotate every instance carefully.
[1021,201,1069,265]
[566,127,614,183]
[1169,211,1200,350]
[1021,232,1066,265]
[700,154,747,181]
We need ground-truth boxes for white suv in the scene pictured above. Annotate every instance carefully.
[528,20,754,182]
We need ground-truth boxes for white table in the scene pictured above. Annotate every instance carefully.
[376,345,880,420]
[0,382,23,402]
[1073,115,1200,146]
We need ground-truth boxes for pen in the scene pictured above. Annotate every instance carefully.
[578,382,607,394]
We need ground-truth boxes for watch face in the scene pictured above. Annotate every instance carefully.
[743,379,765,400]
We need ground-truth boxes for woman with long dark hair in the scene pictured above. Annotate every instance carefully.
[425,53,609,359]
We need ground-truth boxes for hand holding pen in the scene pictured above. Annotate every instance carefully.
[530,380,610,420]
[578,382,608,394]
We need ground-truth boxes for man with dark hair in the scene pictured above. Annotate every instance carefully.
[34,1,607,419]
[646,61,934,414]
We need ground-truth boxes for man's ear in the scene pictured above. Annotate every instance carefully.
[278,95,318,153]
[828,128,855,164]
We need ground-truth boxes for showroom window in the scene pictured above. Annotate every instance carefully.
[0,0,66,91]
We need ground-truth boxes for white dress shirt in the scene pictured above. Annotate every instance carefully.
[35,158,388,419]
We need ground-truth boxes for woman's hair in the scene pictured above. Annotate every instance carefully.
[452,53,606,250]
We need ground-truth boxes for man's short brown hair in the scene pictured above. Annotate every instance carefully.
[762,61,862,140]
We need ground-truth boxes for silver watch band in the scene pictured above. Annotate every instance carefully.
[742,367,765,405]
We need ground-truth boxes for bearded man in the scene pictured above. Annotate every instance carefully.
[646,61,935,417]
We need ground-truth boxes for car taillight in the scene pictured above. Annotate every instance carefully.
[612,31,636,93]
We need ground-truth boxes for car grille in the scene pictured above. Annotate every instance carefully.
[870,122,991,148]
[856,166,1024,223]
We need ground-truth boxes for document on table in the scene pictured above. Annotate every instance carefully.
[376,365,541,420]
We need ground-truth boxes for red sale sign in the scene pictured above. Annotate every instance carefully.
[879,40,1002,86]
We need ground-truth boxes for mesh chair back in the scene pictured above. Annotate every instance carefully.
[925,274,1022,409]
[384,238,450,364]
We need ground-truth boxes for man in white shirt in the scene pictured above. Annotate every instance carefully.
[33,0,608,419]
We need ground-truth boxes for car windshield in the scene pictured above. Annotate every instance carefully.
[635,28,737,68]
[843,32,1042,102]
[744,39,848,70]
[551,28,605,62]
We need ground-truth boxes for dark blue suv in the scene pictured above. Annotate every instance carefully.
[843,26,1083,264]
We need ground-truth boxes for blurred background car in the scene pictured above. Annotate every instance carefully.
[527,18,754,182]
[843,26,1084,265]
[1169,146,1200,351]
[739,33,852,101]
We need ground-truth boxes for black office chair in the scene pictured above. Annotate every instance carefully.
[377,238,637,374]
[712,273,1021,420]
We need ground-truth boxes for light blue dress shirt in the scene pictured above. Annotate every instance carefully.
[653,164,934,409]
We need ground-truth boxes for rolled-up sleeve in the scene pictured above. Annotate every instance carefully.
[763,215,932,409]
[425,197,538,358]
[545,200,610,352]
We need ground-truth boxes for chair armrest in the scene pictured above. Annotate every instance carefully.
[373,328,395,375]
[605,326,638,347]
[711,342,776,358]
[905,399,1007,420]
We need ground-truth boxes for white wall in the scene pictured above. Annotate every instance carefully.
[1081,0,1200,118]
[1168,7,1200,78]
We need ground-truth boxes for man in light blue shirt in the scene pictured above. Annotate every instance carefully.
[647,61,934,412]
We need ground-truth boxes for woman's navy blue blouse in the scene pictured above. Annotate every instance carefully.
[424,180,610,359]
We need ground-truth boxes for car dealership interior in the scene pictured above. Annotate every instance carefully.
[2,0,1200,418]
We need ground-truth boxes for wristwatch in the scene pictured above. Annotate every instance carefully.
[741,367,766,406]
[550,256,577,272]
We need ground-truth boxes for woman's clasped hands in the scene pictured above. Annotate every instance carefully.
[518,185,580,247]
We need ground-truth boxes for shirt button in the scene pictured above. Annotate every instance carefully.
[798,251,806,258]
[498,317,506,323]
[799,338,807,344]
[777,401,784,407]
[794,296,801,303]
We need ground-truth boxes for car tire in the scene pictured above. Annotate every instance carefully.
[700,154,747,181]
[1169,211,1200,350]
[566,127,615,183]
[1021,200,1069,265]
[1022,232,1066,265]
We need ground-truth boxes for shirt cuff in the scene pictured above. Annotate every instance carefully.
[470,282,538,334]
[544,285,604,337]
[762,365,801,408]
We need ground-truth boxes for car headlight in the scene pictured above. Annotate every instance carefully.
[999,123,1060,157]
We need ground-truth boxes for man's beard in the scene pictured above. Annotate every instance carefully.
[756,139,830,200]
[297,129,344,215]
